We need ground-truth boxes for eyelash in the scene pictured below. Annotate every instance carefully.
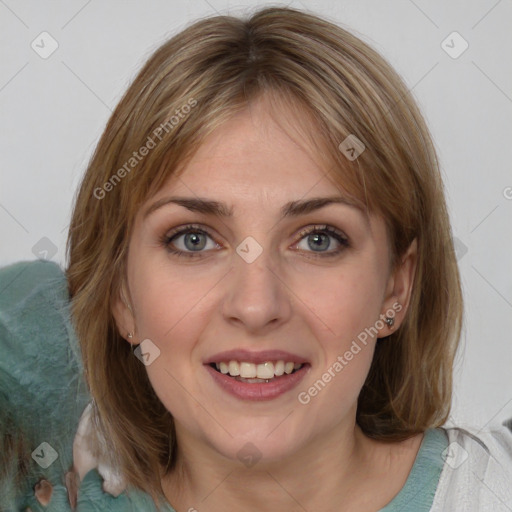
[161,223,350,260]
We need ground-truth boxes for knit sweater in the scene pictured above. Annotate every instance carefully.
[1,260,511,511]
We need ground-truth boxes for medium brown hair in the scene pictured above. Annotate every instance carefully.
[67,6,463,506]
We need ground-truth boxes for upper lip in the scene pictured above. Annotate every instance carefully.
[205,349,308,365]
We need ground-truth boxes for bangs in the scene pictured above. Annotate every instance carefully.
[118,83,376,236]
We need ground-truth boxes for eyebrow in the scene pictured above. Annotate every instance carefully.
[144,195,367,221]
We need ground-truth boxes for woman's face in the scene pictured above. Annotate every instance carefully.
[114,97,415,465]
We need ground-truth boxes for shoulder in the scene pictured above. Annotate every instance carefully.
[450,422,512,452]
[0,259,76,360]
[0,260,71,336]
[0,260,90,510]
[431,423,512,511]
[444,423,512,473]
[0,259,65,303]
[0,259,80,381]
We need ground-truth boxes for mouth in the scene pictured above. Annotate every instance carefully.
[209,360,304,383]
[204,350,310,401]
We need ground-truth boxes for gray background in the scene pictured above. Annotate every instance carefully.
[1,0,511,429]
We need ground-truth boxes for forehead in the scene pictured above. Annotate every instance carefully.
[139,97,379,239]
[134,96,387,259]
[154,97,350,205]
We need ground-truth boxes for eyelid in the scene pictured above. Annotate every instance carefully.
[295,224,348,244]
[164,223,216,240]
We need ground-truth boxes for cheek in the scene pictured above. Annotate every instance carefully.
[129,268,211,421]
[128,263,217,389]
[129,260,211,341]
[300,282,380,420]
[311,262,385,343]
[300,261,384,404]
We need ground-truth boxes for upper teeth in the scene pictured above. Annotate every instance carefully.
[215,361,302,379]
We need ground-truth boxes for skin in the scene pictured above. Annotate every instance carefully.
[112,95,421,512]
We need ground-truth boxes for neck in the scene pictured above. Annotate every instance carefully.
[161,421,384,512]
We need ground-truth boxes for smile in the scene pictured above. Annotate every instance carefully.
[212,360,303,382]
[204,350,310,401]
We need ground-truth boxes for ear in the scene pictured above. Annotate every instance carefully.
[377,238,418,337]
[111,282,137,345]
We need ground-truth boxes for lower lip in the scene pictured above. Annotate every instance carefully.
[205,364,310,401]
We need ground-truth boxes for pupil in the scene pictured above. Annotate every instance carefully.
[185,232,206,251]
[309,233,329,251]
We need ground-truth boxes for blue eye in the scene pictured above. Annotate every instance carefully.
[295,225,349,258]
[162,224,349,259]
[163,225,218,258]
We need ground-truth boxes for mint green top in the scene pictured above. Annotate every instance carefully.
[379,428,448,511]
[0,260,448,511]
[78,427,448,511]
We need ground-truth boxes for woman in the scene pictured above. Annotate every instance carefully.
[4,5,510,511]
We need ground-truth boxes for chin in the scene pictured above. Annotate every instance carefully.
[204,421,310,467]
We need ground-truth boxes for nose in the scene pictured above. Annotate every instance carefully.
[221,243,292,334]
